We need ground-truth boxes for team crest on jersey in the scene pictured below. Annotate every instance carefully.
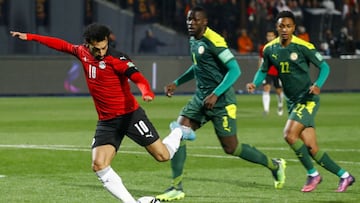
[290,52,298,61]
[99,61,106,69]
[198,46,205,54]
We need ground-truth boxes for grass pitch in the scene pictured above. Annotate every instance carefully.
[0,93,359,203]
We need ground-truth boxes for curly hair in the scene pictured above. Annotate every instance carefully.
[83,23,111,43]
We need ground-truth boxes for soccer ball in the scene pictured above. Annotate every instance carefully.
[137,196,160,203]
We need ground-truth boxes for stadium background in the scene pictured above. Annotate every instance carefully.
[0,0,359,95]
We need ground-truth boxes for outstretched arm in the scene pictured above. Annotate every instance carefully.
[10,31,75,54]
[10,31,27,40]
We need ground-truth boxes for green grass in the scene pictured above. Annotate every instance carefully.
[0,93,359,203]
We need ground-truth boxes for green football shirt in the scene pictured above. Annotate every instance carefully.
[261,35,324,102]
[189,27,236,103]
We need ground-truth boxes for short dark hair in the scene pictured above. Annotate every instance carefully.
[191,5,207,18]
[83,23,111,43]
[275,11,296,24]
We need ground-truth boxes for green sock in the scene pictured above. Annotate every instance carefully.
[233,143,276,170]
[313,150,343,177]
[290,140,315,171]
[170,141,186,188]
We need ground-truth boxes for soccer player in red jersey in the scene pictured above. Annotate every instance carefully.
[10,23,195,203]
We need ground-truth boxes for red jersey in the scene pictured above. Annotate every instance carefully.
[259,44,278,76]
[27,34,154,121]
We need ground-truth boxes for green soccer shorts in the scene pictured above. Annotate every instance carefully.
[288,94,320,127]
[180,96,237,136]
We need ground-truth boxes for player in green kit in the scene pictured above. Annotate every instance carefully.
[247,11,355,192]
[156,6,286,201]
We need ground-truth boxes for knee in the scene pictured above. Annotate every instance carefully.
[92,159,108,172]
[153,154,170,162]
[220,136,238,155]
[223,145,236,155]
[283,128,297,144]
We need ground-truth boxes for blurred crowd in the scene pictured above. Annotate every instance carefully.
[106,0,360,56]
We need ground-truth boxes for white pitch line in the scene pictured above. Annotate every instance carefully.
[0,144,359,165]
